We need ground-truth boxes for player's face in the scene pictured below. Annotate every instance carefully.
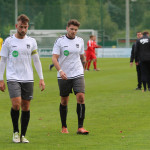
[93,36,96,41]
[137,32,142,39]
[66,25,78,39]
[16,21,29,38]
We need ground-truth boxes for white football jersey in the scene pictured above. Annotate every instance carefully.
[52,35,84,79]
[0,34,37,82]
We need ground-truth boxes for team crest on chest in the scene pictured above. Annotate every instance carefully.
[76,44,79,48]
[27,44,30,49]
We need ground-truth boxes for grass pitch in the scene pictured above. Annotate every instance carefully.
[1,58,150,150]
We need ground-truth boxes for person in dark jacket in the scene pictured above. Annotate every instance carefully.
[135,31,150,91]
[130,32,143,90]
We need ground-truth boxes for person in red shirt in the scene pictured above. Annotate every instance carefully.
[85,35,101,71]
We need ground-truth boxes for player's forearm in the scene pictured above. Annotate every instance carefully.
[0,56,7,80]
[32,54,44,79]
[52,54,61,71]
[80,54,86,67]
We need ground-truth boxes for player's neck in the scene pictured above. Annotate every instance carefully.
[15,33,26,39]
[66,34,75,39]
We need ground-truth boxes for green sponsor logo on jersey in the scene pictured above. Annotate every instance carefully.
[64,50,69,56]
[12,51,19,57]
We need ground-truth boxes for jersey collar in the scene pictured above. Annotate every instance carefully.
[65,34,75,40]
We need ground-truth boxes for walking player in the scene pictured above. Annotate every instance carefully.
[52,19,89,134]
[0,14,45,143]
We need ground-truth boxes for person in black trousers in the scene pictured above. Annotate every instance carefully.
[49,63,54,70]
[130,32,143,90]
[135,31,150,92]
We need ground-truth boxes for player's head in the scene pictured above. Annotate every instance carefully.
[90,35,94,40]
[66,19,80,39]
[142,31,149,37]
[16,14,29,38]
[93,36,96,41]
[136,32,142,39]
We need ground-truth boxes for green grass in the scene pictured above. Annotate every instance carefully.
[1,58,150,150]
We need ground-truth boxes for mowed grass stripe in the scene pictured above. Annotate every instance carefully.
[1,58,150,150]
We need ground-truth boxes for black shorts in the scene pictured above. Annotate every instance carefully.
[7,81,34,100]
[58,76,85,97]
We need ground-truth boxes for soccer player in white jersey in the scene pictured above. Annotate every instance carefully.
[0,14,45,143]
[52,19,89,135]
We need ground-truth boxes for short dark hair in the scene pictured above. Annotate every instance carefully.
[67,19,80,27]
[17,14,29,23]
[90,35,94,39]
[143,31,149,35]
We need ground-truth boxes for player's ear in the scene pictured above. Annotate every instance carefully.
[15,24,18,29]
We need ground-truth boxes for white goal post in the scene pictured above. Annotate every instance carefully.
[10,29,98,57]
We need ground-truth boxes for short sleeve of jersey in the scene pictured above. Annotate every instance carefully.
[0,38,9,57]
[52,38,61,55]
[80,38,84,55]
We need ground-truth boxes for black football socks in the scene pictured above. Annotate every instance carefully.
[21,110,30,136]
[11,108,20,133]
[77,103,85,128]
[143,81,146,91]
[60,103,68,128]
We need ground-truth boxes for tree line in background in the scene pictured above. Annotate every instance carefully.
[0,0,150,46]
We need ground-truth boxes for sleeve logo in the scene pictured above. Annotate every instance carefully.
[12,51,19,57]
[64,50,69,56]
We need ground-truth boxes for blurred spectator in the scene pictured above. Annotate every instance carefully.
[85,35,101,71]
[135,31,150,91]
[130,32,143,90]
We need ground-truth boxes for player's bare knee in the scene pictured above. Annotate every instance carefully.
[61,100,68,106]
[12,103,20,110]
[21,100,30,111]
[11,98,21,110]
[21,105,30,111]
[61,96,69,106]
[77,94,85,104]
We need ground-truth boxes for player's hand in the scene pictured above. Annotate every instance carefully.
[135,62,139,66]
[0,80,5,92]
[39,79,45,91]
[130,62,133,67]
[60,71,67,80]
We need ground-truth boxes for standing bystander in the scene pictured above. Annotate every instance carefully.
[130,32,143,90]
[135,31,150,91]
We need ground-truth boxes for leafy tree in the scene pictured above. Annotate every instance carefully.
[107,1,125,30]
[43,0,62,29]
[0,0,15,37]
[61,0,87,28]
[33,12,44,29]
